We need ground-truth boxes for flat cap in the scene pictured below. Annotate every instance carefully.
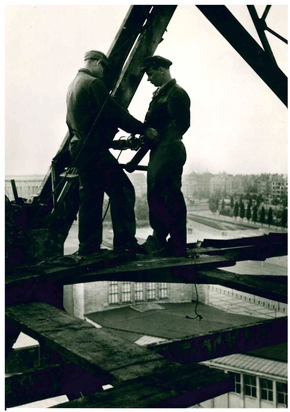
[84,50,109,66]
[141,55,172,72]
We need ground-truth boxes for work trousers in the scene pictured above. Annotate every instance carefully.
[77,150,137,253]
[147,140,187,256]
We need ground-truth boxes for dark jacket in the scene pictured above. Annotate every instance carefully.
[144,79,190,147]
[66,68,144,151]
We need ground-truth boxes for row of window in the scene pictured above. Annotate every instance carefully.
[232,373,287,406]
[108,282,168,304]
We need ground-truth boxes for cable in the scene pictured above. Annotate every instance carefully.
[101,147,124,222]
[46,89,114,208]
[185,284,203,321]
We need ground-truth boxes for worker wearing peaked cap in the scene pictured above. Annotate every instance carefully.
[140,55,191,258]
[141,55,172,72]
[66,50,146,256]
[84,50,109,66]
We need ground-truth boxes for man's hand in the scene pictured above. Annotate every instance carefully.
[144,127,159,140]
[127,135,143,150]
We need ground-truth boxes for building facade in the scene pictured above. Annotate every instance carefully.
[199,353,287,408]
[5,175,44,201]
[63,281,205,318]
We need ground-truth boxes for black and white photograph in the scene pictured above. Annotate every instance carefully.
[5,3,287,409]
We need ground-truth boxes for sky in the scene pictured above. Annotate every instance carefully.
[4,3,288,177]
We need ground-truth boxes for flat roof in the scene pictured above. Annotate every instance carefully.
[204,353,287,380]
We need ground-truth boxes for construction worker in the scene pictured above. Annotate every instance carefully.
[66,50,145,256]
[140,55,191,257]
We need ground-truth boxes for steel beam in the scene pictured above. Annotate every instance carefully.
[196,5,287,106]
[6,301,234,408]
[52,365,233,408]
[5,363,105,408]
[151,316,287,364]
[112,6,177,106]
[247,5,277,65]
[197,269,287,303]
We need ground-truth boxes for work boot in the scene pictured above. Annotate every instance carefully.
[75,247,109,257]
[113,242,146,257]
[141,235,168,257]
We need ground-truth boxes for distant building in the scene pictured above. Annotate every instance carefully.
[182,172,198,199]
[256,174,271,197]
[232,174,245,194]
[127,172,146,197]
[5,175,44,201]
[183,172,212,199]
[269,174,288,199]
[6,172,287,203]
[200,352,287,408]
[75,281,287,410]
[5,172,147,202]
[210,173,234,195]
[254,174,288,201]
[63,281,204,318]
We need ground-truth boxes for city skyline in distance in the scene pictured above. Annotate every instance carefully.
[4,168,288,180]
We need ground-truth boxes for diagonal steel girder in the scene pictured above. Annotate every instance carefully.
[196,5,287,107]
[110,5,177,106]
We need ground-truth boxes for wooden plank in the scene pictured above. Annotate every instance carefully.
[5,277,64,308]
[192,232,287,249]
[151,316,287,364]
[6,254,236,306]
[53,363,233,408]
[5,250,133,284]
[57,254,236,285]
[5,302,234,408]
[6,233,287,306]
[6,252,234,284]
[188,233,287,262]
[5,344,64,375]
[5,363,105,408]
[5,302,182,382]
[6,233,287,285]
[197,269,287,303]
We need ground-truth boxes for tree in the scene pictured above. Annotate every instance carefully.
[209,196,219,214]
[221,199,226,211]
[252,204,258,224]
[257,194,264,208]
[234,201,239,220]
[239,201,245,220]
[239,196,244,208]
[246,203,251,222]
[260,206,266,225]
[281,194,288,208]
[230,196,234,209]
[248,195,253,208]
[267,207,273,226]
[281,207,287,228]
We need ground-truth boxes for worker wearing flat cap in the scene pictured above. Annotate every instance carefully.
[66,50,146,256]
[140,55,191,258]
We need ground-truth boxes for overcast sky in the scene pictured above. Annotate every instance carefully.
[5,3,288,177]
